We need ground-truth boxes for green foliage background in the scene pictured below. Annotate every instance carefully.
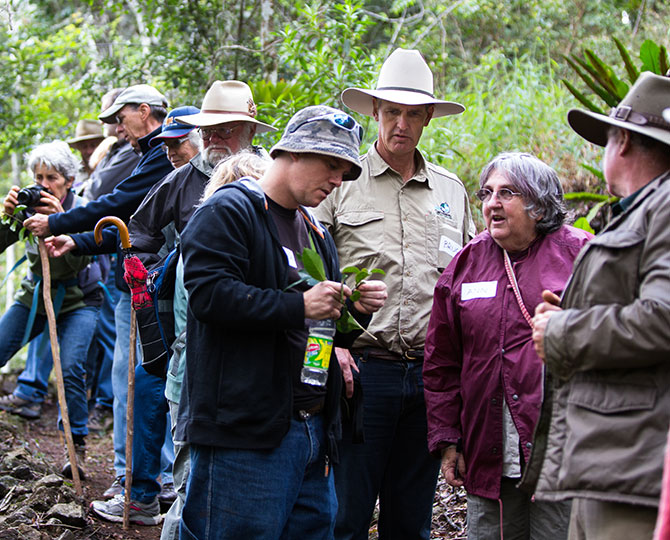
[0,0,669,319]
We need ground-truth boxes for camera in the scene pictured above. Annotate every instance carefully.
[17,185,51,208]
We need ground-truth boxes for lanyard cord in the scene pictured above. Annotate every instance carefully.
[503,250,534,329]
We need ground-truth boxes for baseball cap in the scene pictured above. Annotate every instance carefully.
[99,84,168,124]
[149,106,200,147]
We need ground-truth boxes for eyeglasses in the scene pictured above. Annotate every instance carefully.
[290,113,364,141]
[476,187,522,203]
[198,124,242,140]
[161,137,188,152]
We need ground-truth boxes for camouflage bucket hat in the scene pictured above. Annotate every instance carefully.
[270,105,363,180]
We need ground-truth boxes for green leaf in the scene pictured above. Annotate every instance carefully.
[336,309,364,334]
[564,191,611,202]
[660,45,669,76]
[297,268,320,288]
[297,247,327,282]
[572,217,594,234]
[585,200,607,224]
[613,36,640,83]
[640,40,662,73]
[350,290,361,302]
[580,163,605,181]
[341,266,360,275]
[561,79,604,114]
[354,269,369,285]
[370,268,386,276]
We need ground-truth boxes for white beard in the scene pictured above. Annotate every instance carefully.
[203,146,233,167]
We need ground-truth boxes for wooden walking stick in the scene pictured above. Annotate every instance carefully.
[37,238,83,496]
[94,216,136,529]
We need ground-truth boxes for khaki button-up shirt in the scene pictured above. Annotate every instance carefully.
[313,143,476,354]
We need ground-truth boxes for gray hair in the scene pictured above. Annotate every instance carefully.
[27,141,80,181]
[479,152,566,235]
[202,151,271,202]
[187,128,202,152]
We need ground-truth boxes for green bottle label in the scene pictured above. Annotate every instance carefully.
[304,336,333,370]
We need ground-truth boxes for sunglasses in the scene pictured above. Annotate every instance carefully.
[290,113,364,141]
[475,187,522,203]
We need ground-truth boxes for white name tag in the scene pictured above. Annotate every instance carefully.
[439,235,461,257]
[283,246,297,268]
[461,281,497,301]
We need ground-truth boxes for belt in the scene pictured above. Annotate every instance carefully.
[354,347,425,363]
[294,401,324,420]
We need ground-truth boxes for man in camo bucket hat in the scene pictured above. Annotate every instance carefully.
[176,105,386,539]
[270,104,363,180]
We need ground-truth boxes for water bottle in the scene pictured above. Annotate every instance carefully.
[301,319,336,387]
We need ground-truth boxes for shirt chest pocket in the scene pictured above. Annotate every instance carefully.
[425,213,463,271]
[336,210,384,262]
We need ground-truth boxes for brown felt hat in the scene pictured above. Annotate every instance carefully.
[567,72,670,147]
[67,119,104,145]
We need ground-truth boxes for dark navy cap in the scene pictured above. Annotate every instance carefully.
[149,106,200,147]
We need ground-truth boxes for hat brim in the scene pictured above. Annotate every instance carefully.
[99,102,125,124]
[149,128,195,147]
[175,112,276,133]
[341,87,465,118]
[568,108,670,147]
[67,134,105,145]
[270,139,362,181]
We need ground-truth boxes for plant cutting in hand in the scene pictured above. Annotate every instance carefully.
[1,206,35,245]
[292,243,384,337]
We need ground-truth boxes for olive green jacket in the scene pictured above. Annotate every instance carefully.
[521,171,670,508]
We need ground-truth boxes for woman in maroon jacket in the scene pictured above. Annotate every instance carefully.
[423,152,592,540]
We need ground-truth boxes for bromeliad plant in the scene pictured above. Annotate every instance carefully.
[295,245,384,336]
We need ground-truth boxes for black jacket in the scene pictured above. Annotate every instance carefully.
[176,178,369,460]
[128,153,210,269]
[65,128,173,290]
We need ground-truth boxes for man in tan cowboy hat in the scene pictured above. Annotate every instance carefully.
[525,72,670,540]
[314,48,475,540]
[67,118,105,190]
[175,80,274,168]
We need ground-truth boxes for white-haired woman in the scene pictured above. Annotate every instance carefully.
[0,141,100,479]
[424,152,593,539]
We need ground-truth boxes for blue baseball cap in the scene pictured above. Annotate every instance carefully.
[149,106,200,147]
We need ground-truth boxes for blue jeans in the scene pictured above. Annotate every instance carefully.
[0,302,98,436]
[180,414,337,540]
[334,356,440,540]
[14,328,52,404]
[85,264,120,409]
[161,399,190,540]
[112,292,174,480]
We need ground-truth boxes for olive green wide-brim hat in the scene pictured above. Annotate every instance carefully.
[567,71,670,147]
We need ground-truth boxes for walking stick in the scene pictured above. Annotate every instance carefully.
[94,216,136,529]
[37,238,83,496]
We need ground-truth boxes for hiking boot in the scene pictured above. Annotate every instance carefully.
[158,481,177,509]
[90,493,162,526]
[0,393,41,419]
[103,476,124,499]
[61,443,86,480]
[88,405,113,432]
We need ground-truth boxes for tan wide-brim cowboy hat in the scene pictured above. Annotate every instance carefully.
[341,48,464,118]
[567,71,670,147]
[176,80,276,133]
[67,119,104,145]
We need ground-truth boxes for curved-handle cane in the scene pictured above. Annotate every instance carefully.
[94,216,135,530]
[37,239,83,496]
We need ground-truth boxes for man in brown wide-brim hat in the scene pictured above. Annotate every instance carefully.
[525,71,670,540]
[314,48,476,540]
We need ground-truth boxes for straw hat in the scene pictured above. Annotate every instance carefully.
[568,72,670,147]
[67,119,104,145]
[341,48,464,118]
[176,81,276,133]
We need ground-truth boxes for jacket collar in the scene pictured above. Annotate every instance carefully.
[367,143,430,187]
[138,127,162,156]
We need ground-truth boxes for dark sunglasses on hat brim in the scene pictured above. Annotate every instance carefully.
[290,113,364,142]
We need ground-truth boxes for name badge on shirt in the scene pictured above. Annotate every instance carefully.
[283,246,297,269]
[439,235,461,257]
[461,281,497,301]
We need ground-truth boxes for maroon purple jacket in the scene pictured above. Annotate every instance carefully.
[423,225,592,499]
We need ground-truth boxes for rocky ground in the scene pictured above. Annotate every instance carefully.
[0,376,466,539]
